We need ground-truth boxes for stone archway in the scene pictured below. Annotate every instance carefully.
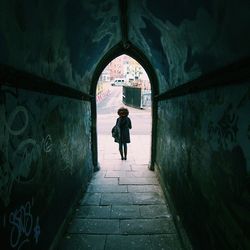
[90,42,159,171]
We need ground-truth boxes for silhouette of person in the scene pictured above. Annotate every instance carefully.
[115,107,132,160]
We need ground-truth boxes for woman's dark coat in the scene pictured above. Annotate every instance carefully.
[115,116,132,143]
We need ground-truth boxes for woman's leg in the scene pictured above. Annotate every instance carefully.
[124,143,127,160]
[119,142,124,159]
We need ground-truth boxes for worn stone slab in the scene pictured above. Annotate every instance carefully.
[100,161,132,171]
[105,170,128,178]
[139,205,171,218]
[132,193,165,205]
[75,205,111,218]
[125,170,156,178]
[106,235,151,250]
[134,160,150,165]
[119,177,158,185]
[128,185,160,193]
[120,218,176,234]
[80,193,102,205]
[109,165,132,171]
[104,153,121,160]
[102,165,132,171]
[91,170,107,179]
[150,234,183,250]
[101,193,133,205]
[101,160,123,165]
[105,169,156,178]
[89,177,118,185]
[131,164,150,171]
[68,219,119,234]
[87,184,128,193]
[59,234,106,250]
[111,205,140,219]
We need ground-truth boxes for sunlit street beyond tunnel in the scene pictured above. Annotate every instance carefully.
[97,85,152,165]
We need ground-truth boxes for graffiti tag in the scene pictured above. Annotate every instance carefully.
[9,201,40,249]
[41,135,53,153]
[208,106,239,148]
[0,100,42,206]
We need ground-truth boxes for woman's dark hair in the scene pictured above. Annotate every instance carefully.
[117,107,129,117]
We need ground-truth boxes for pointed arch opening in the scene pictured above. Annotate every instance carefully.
[90,43,158,171]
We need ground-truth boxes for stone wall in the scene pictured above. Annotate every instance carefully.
[0,0,250,249]
[127,1,250,248]
[156,83,250,249]
[0,86,93,249]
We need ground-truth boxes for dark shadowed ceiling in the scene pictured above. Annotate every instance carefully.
[0,0,249,93]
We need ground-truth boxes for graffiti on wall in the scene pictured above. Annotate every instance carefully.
[0,86,92,250]
[41,134,53,153]
[208,104,239,148]
[1,199,41,249]
[0,89,53,207]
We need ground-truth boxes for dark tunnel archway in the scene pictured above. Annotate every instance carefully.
[90,42,159,171]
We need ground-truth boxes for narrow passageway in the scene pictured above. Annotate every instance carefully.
[58,135,183,250]
[58,86,183,249]
[1,2,249,249]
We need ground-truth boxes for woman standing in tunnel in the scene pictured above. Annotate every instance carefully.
[113,107,132,160]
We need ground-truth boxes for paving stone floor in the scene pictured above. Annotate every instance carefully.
[58,135,183,250]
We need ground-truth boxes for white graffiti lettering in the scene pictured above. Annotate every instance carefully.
[9,201,40,249]
[41,135,53,153]
[13,139,39,180]
[33,217,40,244]
[0,101,42,206]
[5,106,29,136]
